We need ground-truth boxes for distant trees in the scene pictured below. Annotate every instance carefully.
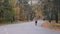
[0,0,15,22]
[40,0,59,23]
[16,0,35,21]
[52,0,60,23]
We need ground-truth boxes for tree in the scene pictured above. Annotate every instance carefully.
[0,0,15,22]
[16,0,35,21]
[40,0,59,23]
[52,0,60,23]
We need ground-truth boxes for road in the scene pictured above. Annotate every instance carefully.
[0,20,60,34]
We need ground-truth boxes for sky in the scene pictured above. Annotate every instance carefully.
[28,0,39,5]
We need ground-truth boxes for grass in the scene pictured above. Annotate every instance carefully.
[0,21,29,26]
[53,24,60,27]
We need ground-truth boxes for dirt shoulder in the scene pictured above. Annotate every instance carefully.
[41,21,60,32]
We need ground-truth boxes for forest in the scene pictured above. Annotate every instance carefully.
[0,0,60,23]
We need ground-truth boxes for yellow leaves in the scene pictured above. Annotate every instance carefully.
[53,24,60,27]
[10,0,18,6]
[35,7,43,18]
[13,7,20,15]
[12,7,21,21]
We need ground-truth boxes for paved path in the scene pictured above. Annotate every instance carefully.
[0,20,60,34]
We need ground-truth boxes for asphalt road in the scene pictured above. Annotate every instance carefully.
[0,20,60,34]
